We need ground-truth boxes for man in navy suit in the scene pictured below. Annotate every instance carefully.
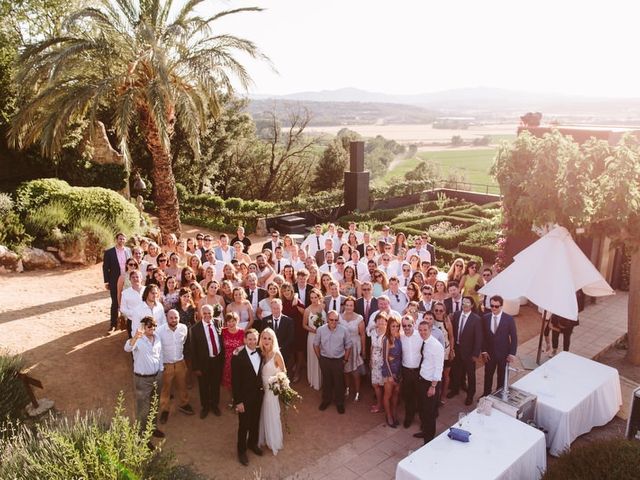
[102,232,131,333]
[481,295,518,397]
[448,297,483,405]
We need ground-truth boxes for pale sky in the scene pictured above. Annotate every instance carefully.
[206,0,640,98]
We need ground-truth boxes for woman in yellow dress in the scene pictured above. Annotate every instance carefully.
[458,260,484,310]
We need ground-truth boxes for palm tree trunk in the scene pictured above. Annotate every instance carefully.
[627,248,640,365]
[140,109,181,237]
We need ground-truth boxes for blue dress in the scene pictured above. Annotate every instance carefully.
[381,336,403,381]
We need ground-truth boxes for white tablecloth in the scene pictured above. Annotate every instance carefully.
[396,409,546,480]
[513,351,622,456]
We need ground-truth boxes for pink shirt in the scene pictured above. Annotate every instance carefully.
[115,247,127,275]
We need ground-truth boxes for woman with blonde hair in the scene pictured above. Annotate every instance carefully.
[258,328,285,456]
[233,241,251,264]
[303,288,326,390]
[188,254,203,281]
[227,287,254,331]
[199,265,216,290]
[371,269,389,297]
[447,258,466,284]
[382,316,403,427]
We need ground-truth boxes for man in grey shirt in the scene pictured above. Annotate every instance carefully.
[313,310,352,414]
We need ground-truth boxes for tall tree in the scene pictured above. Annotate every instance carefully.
[312,138,348,191]
[492,130,640,365]
[9,0,270,236]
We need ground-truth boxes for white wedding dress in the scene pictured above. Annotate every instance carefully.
[258,355,284,455]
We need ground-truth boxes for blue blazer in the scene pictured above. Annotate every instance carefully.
[481,311,517,362]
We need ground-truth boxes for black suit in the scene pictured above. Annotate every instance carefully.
[261,240,282,253]
[426,242,436,264]
[294,284,314,308]
[232,347,264,454]
[315,249,337,266]
[189,321,225,411]
[102,246,131,328]
[356,243,372,258]
[449,310,483,399]
[355,297,378,359]
[444,297,463,316]
[261,314,294,367]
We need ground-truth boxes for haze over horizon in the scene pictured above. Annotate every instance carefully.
[210,0,640,99]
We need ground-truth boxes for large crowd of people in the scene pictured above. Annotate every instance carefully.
[103,222,518,465]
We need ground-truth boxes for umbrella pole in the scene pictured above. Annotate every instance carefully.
[536,310,548,365]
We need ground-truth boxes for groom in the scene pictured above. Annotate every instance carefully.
[231,329,264,466]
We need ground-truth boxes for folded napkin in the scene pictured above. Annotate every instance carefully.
[448,427,472,442]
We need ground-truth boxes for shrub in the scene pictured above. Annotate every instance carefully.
[224,197,244,211]
[88,163,128,190]
[458,241,499,262]
[0,394,205,480]
[0,194,32,249]
[175,182,189,201]
[0,353,29,428]
[14,178,70,214]
[542,439,640,480]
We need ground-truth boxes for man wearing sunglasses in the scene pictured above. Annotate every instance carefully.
[481,295,517,397]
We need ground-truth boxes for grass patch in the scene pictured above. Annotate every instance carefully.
[419,148,497,186]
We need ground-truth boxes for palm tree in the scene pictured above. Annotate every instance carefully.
[9,0,270,236]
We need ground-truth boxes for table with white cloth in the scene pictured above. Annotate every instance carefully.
[396,409,547,480]
[513,351,622,457]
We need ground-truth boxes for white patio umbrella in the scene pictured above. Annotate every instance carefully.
[479,226,614,363]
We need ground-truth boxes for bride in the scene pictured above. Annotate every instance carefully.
[258,327,285,455]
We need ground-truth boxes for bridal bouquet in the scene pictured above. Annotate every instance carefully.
[267,371,302,433]
[310,313,324,330]
[267,372,302,408]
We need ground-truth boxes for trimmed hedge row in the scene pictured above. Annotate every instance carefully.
[458,241,499,262]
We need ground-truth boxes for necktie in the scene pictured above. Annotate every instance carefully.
[333,299,337,311]
[316,236,321,250]
[274,318,279,331]
[355,267,358,279]
[419,341,425,369]
[277,260,281,273]
[404,278,408,287]
[492,315,498,334]
[250,350,257,355]
[207,323,219,356]
[395,294,400,303]
[458,314,467,344]
[455,301,459,313]
[328,264,332,272]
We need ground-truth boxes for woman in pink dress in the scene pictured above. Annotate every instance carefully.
[221,312,245,390]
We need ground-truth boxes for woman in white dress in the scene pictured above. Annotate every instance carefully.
[258,328,285,456]
[302,288,326,390]
[226,287,254,330]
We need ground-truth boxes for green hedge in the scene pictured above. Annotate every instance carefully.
[15,179,139,232]
[458,241,499,261]
[542,439,640,480]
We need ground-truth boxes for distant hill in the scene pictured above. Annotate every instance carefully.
[251,87,640,124]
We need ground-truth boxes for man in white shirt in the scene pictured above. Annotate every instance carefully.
[292,248,307,271]
[400,315,424,429]
[131,284,167,334]
[255,254,273,287]
[378,225,394,245]
[157,310,194,423]
[202,249,225,280]
[416,320,444,444]
[378,254,399,278]
[214,233,235,263]
[324,282,346,314]
[366,296,401,335]
[398,262,413,289]
[384,277,409,313]
[333,256,346,283]
[273,246,290,275]
[120,270,144,338]
[346,250,369,282]
[301,224,326,257]
[124,316,165,438]
[406,236,431,263]
[318,251,337,276]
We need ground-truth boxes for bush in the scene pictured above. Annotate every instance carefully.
[88,163,128,190]
[0,353,29,428]
[458,241,499,262]
[0,394,205,480]
[224,197,244,211]
[14,178,70,214]
[542,439,640,480]
[0,193,32,249]
[175,182,189,201]
[16,179,139,233]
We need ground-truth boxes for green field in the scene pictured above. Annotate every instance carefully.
[380,148,498,190]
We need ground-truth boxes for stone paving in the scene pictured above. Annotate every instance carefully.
[289,292,630,480]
